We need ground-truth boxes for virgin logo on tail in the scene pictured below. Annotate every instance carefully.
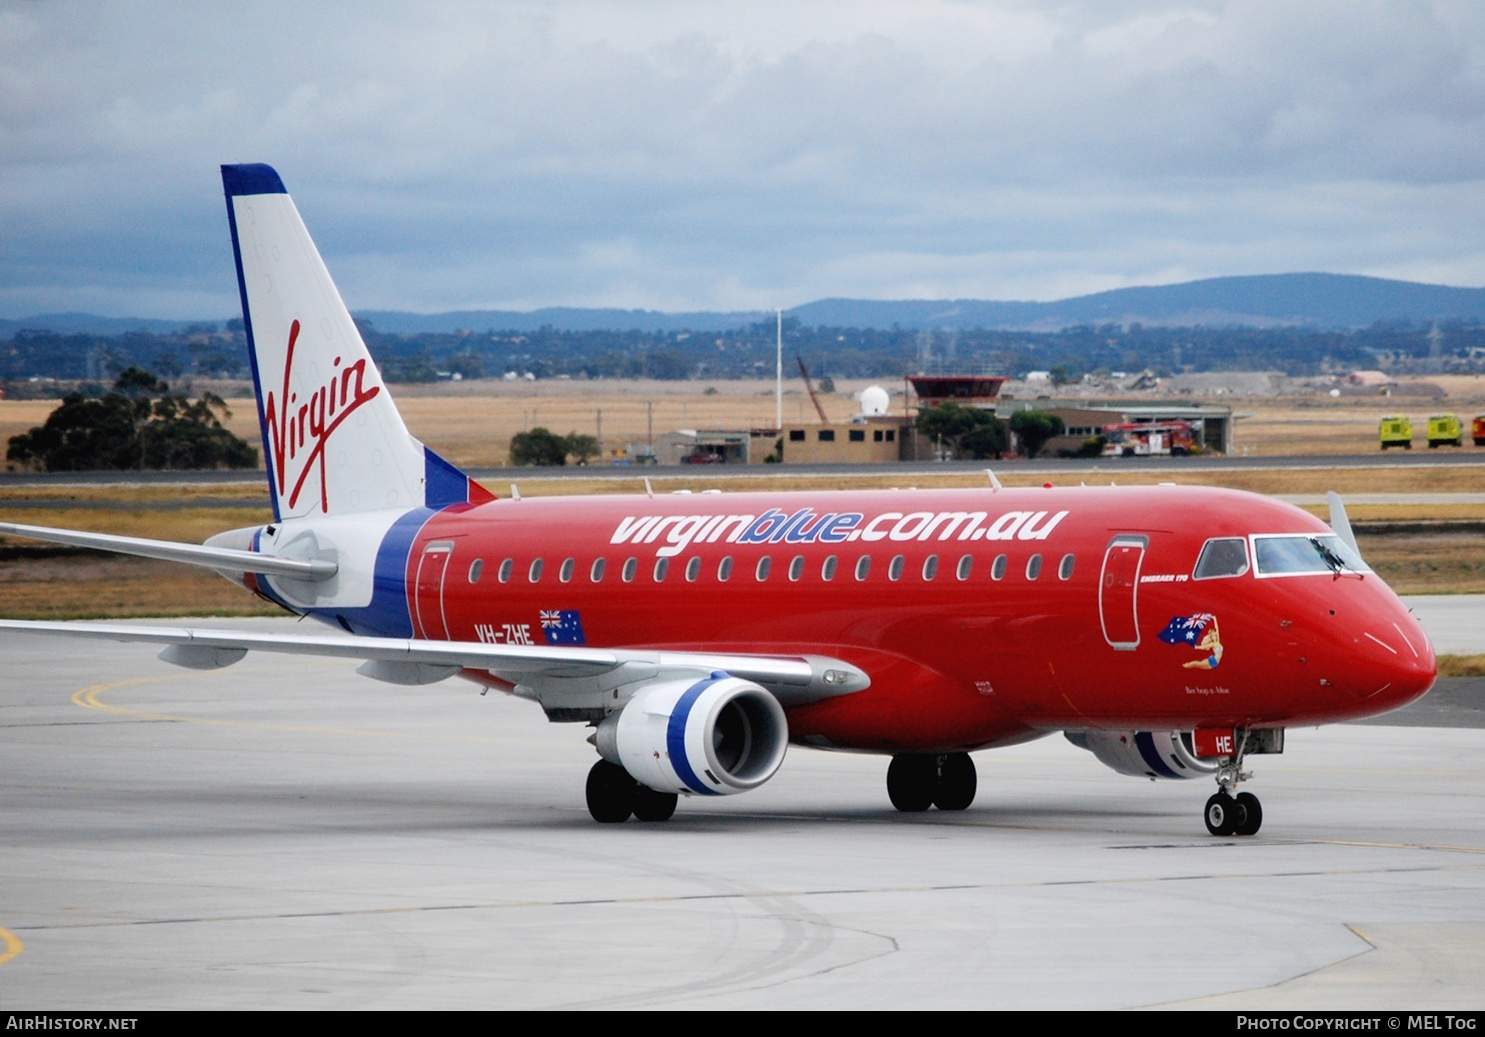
[264,319,380,513]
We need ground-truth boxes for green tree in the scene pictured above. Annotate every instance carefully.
[7,367,257,471]
[1009,410,1066,459]
[563,432,601,465]
[509,427,570,466]
[915,402,1007,460]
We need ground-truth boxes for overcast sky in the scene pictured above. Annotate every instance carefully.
[2,0,1483,319]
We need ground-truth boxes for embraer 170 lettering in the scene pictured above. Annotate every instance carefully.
[0,165,1437,835]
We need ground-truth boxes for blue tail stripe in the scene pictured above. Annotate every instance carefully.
[220,165,280,522]
[222,163,287,197]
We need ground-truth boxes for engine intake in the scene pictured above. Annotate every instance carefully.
[597,674,788,795]
[1065,730,1218,780]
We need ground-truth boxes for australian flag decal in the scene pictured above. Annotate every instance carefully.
[1158,613,1214,647]
[540,609,586,645]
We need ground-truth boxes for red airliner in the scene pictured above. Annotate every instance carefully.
[0,165,1437,835]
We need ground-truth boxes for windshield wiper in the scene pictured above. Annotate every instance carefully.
[1310,537,1362,579]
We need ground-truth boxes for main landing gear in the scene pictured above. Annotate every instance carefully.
[585,760,678,823]
[886,753,977,812]
[1203,736,1263,836]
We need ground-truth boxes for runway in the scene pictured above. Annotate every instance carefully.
[2,617,1484,1010]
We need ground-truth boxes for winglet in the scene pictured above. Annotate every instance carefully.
[1327,491,1359,555]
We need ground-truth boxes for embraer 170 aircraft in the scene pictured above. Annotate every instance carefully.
[0,165,1437,834]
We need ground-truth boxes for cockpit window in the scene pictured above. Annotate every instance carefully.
[1252,533,1371,577]
[1193,537,1249,579]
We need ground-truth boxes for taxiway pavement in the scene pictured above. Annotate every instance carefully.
[0,612,1482,1010]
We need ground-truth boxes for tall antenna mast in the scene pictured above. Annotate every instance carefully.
[775,308,783,432]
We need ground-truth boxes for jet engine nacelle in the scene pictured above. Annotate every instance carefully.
[596,674,788,796]
[1065,730,1218,780]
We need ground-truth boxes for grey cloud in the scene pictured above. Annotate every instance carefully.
[0,1,1482,318]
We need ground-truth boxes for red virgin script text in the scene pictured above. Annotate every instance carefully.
[265,319,380,512]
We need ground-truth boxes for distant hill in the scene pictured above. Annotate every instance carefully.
[6,273,1485,338]
[0,313,214,338]
[789,274,1485,330]
[354,307,764,335]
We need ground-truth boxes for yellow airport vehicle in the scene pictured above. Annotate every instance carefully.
[1379,415,1412,450]
[1427,413,1462,448]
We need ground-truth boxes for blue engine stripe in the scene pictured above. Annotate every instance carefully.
[666,675,726,795]
[1134,732,1182,779]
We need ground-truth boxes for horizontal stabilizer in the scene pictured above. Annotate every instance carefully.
[0,521,336,581]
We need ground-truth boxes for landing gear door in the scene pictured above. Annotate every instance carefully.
[413,541,455,641]
[1099,534,1148,651]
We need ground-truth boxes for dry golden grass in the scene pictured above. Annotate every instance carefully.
[0,507,269,543]
[7,376,1485,467]
[1438,655,1485,677]
[0,554,279,619]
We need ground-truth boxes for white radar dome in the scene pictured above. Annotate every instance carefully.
[859,385,890,416]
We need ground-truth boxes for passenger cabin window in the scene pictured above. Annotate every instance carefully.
[590,558,606,582]
[622,557,638,583]
[718,556,734,581]
[685,557,701,582]
[888,555,905,581]
[1026,554,1042,580]
[855,556,871,580]
[498,558,514,583]
[956,555,972,580]
[1194,537,1250,579]
[822,555,838,581]
[528,558,543,583]
[653,558,669,582]
[1252,534,1370,577]
[1058,554,1075,581]
[922,555,939,581]
[756,556,772,581]
[789,556,805,581]
[991,554,1008,581]
[468,559,484,584]
[559,558,575,583]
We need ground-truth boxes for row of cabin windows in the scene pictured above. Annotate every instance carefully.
[470,551,1076,585]
[787,429,896,443]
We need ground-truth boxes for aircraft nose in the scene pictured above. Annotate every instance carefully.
[1345,608,1436,712]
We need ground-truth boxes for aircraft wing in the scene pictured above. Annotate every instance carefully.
[0,619,868,707]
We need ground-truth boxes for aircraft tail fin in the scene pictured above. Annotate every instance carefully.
[221,164,492,522]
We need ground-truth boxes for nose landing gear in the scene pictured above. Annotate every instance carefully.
[1205,789,1262,836]
[1203,733,1264,836]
